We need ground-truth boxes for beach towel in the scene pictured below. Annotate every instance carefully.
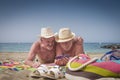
[0,60,36,71]
[66,54,120,80]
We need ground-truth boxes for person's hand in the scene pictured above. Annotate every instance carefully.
[32,62,41,68]
[55,57,69,66]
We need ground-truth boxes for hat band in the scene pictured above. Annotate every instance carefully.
[59,35,73,40]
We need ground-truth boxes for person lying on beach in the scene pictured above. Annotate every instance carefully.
[54,28,85,66]
[101,50,120,61]
[101,46,120,61]
[25,28,56,68]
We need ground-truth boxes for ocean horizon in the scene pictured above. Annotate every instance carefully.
[0,42,120,53]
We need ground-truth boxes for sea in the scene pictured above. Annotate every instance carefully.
[0,43,119,53]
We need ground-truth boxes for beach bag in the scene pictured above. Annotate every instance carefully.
[65,54,120,80]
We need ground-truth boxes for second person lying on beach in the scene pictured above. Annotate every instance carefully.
[54,28,85,66]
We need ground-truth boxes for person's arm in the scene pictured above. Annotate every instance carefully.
[24,41,41,68]
[55,43,69,66]
[75,37,85,55]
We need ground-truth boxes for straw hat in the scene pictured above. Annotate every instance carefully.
[39,27,54,38]
[55,28,75,42]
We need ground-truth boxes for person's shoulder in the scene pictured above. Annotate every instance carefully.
[32,40,41,47]
[74,36,83,45]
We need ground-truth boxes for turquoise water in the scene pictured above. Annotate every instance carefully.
[84,43,109,53]
[0,43,32,52]
[0,43,119,53]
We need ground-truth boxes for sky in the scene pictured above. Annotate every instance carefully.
[0,0,120,43]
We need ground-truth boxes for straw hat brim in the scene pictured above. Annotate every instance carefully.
[37,34,54,38]
[55,32,75,42]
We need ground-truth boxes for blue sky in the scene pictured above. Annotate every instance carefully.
[0,0,120,43]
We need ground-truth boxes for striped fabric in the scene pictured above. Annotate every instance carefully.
[67,56,120,77]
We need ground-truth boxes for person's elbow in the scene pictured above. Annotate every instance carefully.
[24,59,32,65]
[24,59,29,65]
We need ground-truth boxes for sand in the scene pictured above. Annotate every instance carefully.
[0,52,104,61]
[0,52,28,61]
[0,52,120,80]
